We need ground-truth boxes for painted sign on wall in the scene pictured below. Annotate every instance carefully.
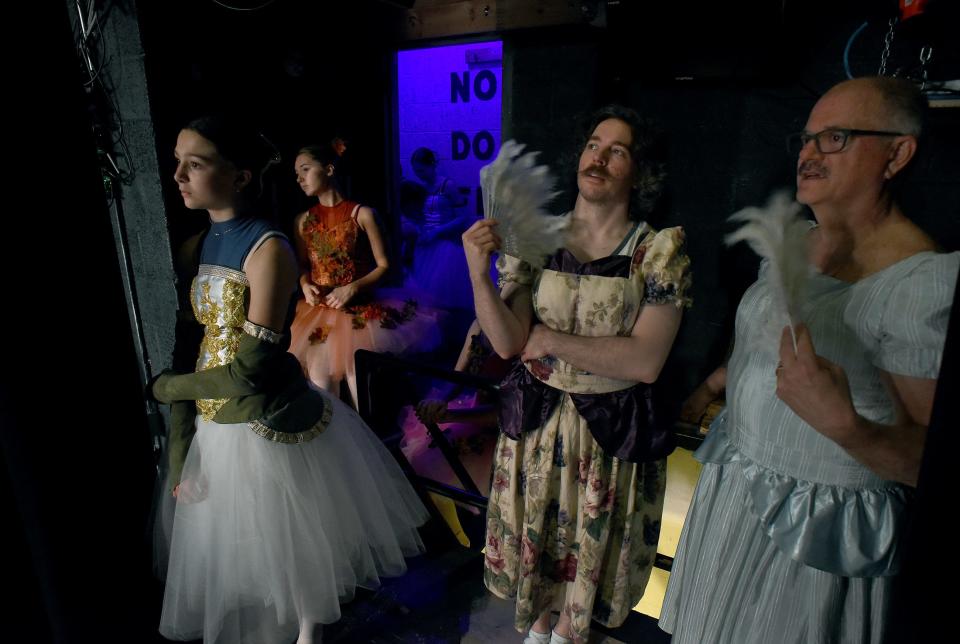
[396,40,503,217]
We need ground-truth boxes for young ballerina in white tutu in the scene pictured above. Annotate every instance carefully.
[152,116,429,644]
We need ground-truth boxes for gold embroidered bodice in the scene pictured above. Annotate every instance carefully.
[191,264,250,420]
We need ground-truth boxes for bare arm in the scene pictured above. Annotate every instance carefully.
[352,207,389,290]
[776,324,932,486]
[245,236,299,332]
[462,219,533,359]
[425,179,474,241]
[521,302,683,383]
[453,319,483,372]
[679,333,734,422]
[443,176,469,208]
[840,372,932,486]
[679,365,727,423]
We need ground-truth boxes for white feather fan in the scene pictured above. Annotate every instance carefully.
[480,140,567,266]
[725,190,811,351]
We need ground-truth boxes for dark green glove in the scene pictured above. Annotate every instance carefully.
[165,400,197,492]
[151,332,291,403]
[152,326,326,441]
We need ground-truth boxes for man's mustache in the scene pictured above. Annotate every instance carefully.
[580,166,611,179]
[798,160,829,178]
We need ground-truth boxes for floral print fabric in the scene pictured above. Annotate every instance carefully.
[485,224,690,642]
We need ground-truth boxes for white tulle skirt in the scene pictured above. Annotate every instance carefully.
[158,393,429,643]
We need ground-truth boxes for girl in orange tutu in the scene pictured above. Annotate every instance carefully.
[289,143,439,406]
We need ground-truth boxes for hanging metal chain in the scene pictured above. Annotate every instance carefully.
[919,47,933,90]
[879,17,898,76]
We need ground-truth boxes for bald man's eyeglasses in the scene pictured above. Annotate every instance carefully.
[786,128,904,155]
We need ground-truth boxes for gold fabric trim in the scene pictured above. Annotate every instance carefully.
[197,398,228,422]
[246,398,334,444]
[197,264,249,285]
[242,320,283,345]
